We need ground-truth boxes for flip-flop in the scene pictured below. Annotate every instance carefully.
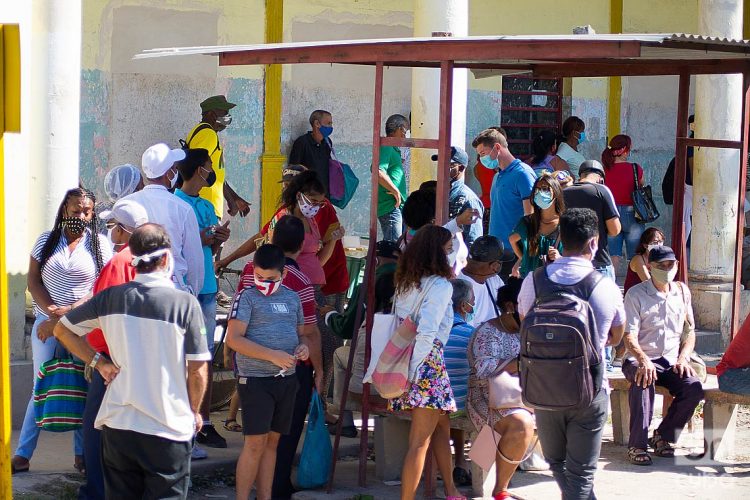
[223,419,242,432]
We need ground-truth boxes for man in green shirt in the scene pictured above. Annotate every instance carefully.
[377,114,410,242]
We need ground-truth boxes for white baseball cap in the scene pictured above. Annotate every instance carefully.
[141,143,186,179]
[99,198,149,230]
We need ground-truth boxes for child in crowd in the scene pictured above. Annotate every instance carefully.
[226,244,310,500]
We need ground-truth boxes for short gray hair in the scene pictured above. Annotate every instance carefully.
[450,279,473,312]
[385,114,409,136]
[309,110,331,127]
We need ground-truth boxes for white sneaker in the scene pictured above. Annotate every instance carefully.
[191,444,208,460]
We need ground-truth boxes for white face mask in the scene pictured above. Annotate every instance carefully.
[168,168,179,189]
[297,192,321,219]
[651,265,678,285]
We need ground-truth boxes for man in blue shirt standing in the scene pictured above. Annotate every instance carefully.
[432,146,484,247]
[472,128,536,280]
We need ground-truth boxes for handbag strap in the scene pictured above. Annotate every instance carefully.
[631,163,641,190]
[484,400,539,465]
[486,282,501,318]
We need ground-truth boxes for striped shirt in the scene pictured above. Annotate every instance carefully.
[444,313,474,410]
[238,259,317,326]
[31,229,112,317]
[61,273,211,442]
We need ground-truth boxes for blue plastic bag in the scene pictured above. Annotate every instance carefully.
[296,390,332,489]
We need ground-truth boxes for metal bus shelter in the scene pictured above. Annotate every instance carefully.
[139,33,750,493]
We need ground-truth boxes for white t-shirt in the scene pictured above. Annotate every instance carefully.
[61,273,211,442]
[457,272,505,327]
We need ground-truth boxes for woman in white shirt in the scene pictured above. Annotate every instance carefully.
[556,116,587,178]
[388,225,465,500]
[13,188,112,474]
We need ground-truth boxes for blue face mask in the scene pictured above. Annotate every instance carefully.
[534,190,555,210]
[464,303,475,324]
[479,150,499,170]
[319,125,333,138]
[578,131,587,144]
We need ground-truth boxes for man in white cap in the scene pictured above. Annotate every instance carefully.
[120,143,203,294]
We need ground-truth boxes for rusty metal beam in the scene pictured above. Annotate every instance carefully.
[533,60,750,77]
[436,61,453,226]
[671,73,690,282]
[678,137,743,149]
[732,73,750,338]
[218,39,642,66]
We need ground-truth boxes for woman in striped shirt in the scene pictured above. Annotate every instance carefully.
[12,188,111,474]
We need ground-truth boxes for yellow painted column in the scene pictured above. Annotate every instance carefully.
[0,23,21,499]
[607,0,623,140]
[260,0,285,224]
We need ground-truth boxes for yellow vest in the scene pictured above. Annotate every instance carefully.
[185,122,225,217]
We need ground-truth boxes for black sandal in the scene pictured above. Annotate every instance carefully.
[648,433,675,458]
[627,447,652,466]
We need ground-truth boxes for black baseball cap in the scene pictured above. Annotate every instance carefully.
[376,240,401,260]
[578,160,606,181]
[469,236,510,263]
[649,246,677,263]
[431,146,469,168]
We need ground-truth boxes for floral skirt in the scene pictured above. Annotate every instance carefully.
[388,340,457,413]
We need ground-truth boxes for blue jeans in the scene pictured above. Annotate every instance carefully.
[377,207,402,243]
[608,206,644,260]
[79,362,108,500]
[718,367,750,396]
[16,315,83,460]
[197,292,217,355]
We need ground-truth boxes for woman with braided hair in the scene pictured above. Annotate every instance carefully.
[12,188,112,475]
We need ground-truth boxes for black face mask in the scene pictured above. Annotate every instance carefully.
[61,217,86,235]
[200,167,217,187]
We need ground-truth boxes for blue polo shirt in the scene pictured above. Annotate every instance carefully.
[489,159,536,248]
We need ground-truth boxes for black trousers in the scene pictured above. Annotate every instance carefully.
[101,426,191,500]
[271,363,314,499]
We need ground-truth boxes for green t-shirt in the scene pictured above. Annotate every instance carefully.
[512,216,564,278]
[377,146,407,217]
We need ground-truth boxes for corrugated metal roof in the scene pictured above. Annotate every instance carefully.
[134,33,750,61]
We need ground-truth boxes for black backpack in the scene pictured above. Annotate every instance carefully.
[519,268,604,411]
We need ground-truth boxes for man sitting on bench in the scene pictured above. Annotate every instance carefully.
[717,312,750,396]
[622,246,704,465]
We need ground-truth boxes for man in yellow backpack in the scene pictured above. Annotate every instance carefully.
[185,95,251,219]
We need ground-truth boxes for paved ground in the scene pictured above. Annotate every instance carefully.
[12,403,750,499]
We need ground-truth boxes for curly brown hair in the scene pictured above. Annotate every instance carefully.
[395,225,452,294]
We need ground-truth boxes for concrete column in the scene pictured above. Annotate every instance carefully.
[409,0,468,190]
[29,0,82,231]
[690,0,743,342]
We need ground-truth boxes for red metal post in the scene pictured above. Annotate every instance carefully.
[671,73,690,282]
[355,62,385,488]
[436,60,454,224]
[731,72,750,338]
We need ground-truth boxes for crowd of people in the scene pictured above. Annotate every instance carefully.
[11,93,750,500]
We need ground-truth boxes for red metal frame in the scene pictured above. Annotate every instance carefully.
[188,33,750,492]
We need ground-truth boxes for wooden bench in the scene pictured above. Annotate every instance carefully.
[609,373,750,460]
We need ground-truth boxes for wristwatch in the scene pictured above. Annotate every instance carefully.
[89,352,102,369]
